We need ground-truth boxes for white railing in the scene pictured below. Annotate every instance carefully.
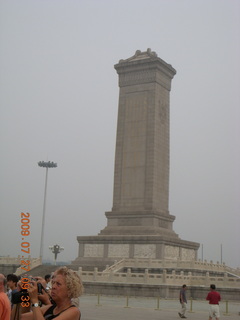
[79,259,240,288]
[0,256,21,264]
[15,257,41,276]
[102,258,240,275]
[0,255,41,275]
[78,268,240,288]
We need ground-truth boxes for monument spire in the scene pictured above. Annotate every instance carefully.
[100,49,177,236]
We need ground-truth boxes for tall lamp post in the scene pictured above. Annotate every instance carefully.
[38,161,57,262]
[49,244,64,265]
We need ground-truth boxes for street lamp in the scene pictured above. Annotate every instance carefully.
[49,244,64,265]
[38,161,57,262]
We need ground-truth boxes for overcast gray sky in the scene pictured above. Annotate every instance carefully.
[0,0,239,268]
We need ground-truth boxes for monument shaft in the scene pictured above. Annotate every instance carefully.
[113,50,175,213]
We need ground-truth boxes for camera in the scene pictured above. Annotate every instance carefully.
[30,277,44,294]
[12,290,29,304]
[37,282,44,294]
[12,277,45,304]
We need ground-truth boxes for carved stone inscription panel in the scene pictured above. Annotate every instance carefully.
[84,244,104,258]
[121,93,148,202]
[108,244,130,258]
[182,248,195,261]
[134,244,156,258]
[165,245,179,260]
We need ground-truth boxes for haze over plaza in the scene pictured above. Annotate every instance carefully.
[0,0,239,268]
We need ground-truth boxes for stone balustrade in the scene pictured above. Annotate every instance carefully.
[14,257,42,276]
[103,258,240,275]
[79,260,240,288]
[0,256,21,264]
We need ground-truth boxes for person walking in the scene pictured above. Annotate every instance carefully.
[206,284,221,320]
[178,284,187,318]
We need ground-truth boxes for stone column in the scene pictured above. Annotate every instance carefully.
[100,49,177,236]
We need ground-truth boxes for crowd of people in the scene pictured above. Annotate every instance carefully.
[1,269,222,320]
[0,266,84,320]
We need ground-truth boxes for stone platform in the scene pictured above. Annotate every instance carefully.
[73,234,199,270]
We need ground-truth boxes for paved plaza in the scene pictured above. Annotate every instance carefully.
[79,295,240,320]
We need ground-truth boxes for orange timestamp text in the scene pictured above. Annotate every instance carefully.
[20,212,31,308]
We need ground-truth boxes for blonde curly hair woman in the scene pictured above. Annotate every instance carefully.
[21,267,84,320]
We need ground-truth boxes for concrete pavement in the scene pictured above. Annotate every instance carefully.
[79,295,240,320]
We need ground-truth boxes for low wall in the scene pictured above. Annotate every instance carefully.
[0,256,41,276]
[79,267,240,288]
[105,258,240,276]
[0,256,21,265]
[15,257,41,275]
[0,264,20,275]
[78,259,240,302]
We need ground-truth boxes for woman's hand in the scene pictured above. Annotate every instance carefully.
[28,280,39,304]
[38,288,52,305]
[35,276,47,288]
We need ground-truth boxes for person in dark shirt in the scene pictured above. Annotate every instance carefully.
[178,284,187,318]
[7,273,19,308]
[206,284,221,320]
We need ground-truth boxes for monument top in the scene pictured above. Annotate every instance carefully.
[116,48,175,72]
[118,48,158,63]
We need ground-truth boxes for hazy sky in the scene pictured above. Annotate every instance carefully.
[0,0,239,269]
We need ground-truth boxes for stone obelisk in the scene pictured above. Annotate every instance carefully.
[73,49,199,269]
[100,48,177,237]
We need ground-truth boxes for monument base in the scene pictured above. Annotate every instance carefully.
[99,210,177,236]
[72,234,199,270]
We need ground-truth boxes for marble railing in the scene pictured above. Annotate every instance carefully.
[78,266,240,288]
[0,256,21,264]
[0,255,41,275]
[103,258,240,275]
[15,257,41,275]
